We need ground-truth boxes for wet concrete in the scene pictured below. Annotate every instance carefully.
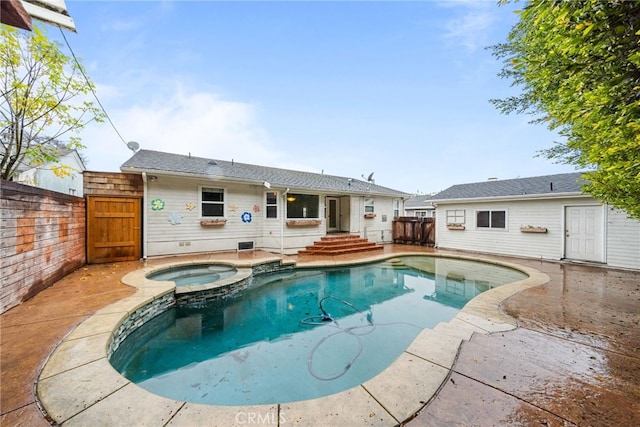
[2,248,639,426]
[409,258,640,427]
[0,262,139,426]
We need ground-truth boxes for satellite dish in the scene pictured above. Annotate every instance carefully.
[126,141,140,152]
[362,172,375,182]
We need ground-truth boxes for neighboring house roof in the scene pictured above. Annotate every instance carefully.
[121,149,410,197]
[404,194,436,209]
[431,172,587,202]
[16,148,86,173]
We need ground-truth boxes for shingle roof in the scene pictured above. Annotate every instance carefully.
[430,172,587,201]
[121,149,410,197]
[404,194,436,209]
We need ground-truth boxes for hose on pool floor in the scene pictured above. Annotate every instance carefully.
[301,295,421,381]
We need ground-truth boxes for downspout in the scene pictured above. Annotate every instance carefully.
[281,188,289,254]
[142,172,148,260]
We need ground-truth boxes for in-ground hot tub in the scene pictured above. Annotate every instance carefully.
[146,263,237,287]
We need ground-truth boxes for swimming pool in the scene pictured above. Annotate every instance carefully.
[146,263,237,286]
[110,255,527,405]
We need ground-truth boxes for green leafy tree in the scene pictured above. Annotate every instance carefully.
[491,0,640,219]
[1,25,104,180]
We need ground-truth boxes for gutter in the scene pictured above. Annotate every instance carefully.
[430,192,588,204]
[141,172,148,260]
[120,167,408,198]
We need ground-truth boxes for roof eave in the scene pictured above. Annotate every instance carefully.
[120,166,266,187]
[430,192,588,204]
[21,0,76,32]
[122,166,408,197]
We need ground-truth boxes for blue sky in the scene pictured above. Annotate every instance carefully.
[51,0,576,194]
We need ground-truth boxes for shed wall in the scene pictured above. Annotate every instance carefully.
[435,196,640,270]
[435,198,572,260]
[606,208,640,270]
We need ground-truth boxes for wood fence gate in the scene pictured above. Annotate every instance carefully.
[87,196,141,264]
[392,217,435,246]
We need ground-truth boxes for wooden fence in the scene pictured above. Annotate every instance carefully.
[392,216,435,246]
[1,180,86,314]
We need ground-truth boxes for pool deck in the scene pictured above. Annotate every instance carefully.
[1,245,639,426]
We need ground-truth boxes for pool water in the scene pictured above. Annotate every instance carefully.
[111,256,526,405]
[147,264,237,286]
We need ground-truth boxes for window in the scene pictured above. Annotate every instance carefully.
[476,210,506,229]
[446,209,465,225]
[364,198,375,214]
[201,187,225,217]
[266,191,278,218]
[286,193,319,218]
[393,199,400,217]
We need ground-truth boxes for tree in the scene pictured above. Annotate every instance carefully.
[490,0,640,219]
[0,25,104,180]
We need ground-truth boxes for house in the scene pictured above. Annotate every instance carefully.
[404,194,436,218]
[430,172,640,271]
[120,149,410,257]
[15,148,86,196]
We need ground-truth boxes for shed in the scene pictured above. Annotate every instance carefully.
[430,172,640,270]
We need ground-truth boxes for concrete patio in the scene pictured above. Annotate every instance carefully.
[1,245,638,426]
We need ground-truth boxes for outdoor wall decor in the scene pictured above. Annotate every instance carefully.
[229,204,239,212]
[200,219,227,226]
[520,225,548,233]
[241,212,252,223]
[168,212,182,225]
[446,224,465,230]
[253,204,260,213]
[185,202,196,211]
[151,199,165,211]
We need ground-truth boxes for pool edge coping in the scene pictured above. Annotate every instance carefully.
[35,252,550,426]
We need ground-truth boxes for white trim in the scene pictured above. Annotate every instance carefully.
[562,204,606,263]
[433,192,585,204]
[22,0,76,32]
[474,208,508,231]
[199,185,226,219]
[265,190,279,220]
[142,172,148,260]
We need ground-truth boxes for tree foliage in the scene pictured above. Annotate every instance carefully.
[491,0,640,219]
[0,25,104,180]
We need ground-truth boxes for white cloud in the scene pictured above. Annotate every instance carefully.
[80,82,288,172]
[439,2,497,52]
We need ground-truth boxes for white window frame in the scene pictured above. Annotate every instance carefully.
[200,186,226,218]
[286,193,320,219]
[446,209,465,225]
[265,191,278,219]
[393,198,401,217]
[475,209,507,229]
[364,198,375,214]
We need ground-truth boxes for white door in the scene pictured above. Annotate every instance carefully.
[326,198,339,232]
[565,205,604,262]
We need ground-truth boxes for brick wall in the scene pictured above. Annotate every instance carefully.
[1,179,86,314]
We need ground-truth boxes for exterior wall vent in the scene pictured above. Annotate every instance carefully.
[237,241,254,251]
